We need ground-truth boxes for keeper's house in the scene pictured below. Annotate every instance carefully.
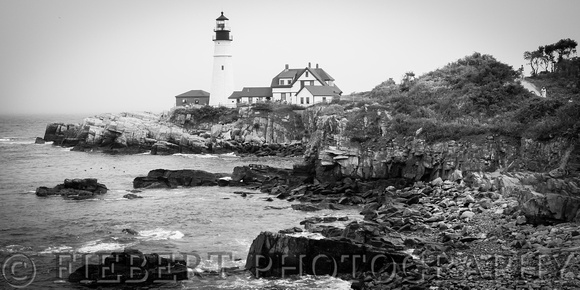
[175,90,210,107]
[228,63,341,106]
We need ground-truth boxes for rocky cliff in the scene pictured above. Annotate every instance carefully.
[43,109,305,156]
[300,104,579,184]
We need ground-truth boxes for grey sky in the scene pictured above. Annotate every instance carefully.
[1,0,579,115]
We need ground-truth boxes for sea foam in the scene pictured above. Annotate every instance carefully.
[138,228,184,240]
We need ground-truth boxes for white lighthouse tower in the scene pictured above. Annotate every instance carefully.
[209,12,234,107]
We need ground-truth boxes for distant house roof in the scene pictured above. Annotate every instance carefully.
[229,87,273,99]
[299,85,341,96]
[271,66,336,88]
[175,90,210,98]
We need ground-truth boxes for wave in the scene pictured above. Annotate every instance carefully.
[285,232,326,240]
[39,245,74,254]
[76,240,134,253]
[173,153,218,159]
[0,244,33,253]
[138,228,184,240]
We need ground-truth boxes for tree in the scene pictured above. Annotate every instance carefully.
[554,38,578,63]
[544,44,557,72]
[536,46,552,73]
[524,50,542,76]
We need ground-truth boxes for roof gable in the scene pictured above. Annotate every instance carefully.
[271,69,302,87]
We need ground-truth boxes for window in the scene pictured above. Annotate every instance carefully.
[249,97,253,103]
[287,80,291,85]
[221,65,224,70]
[309,80,314,86]
[306,97,310,104]
[279,79,284,85]
[281,93,286,101]
[305,72,309,77]
[322,97,327,102]
[300,97,304,104]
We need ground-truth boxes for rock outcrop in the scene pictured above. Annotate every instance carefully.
[497,172,580,223]
[301,105,579,183]
[133,169,230,189]
[245,231,409,278]
[44,110,305,156]
[35,178,107,199]
[68,249,187,285]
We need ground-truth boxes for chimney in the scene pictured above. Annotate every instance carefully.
[285,64,289,70]
[316,63,319,69]
[308,62,311,68]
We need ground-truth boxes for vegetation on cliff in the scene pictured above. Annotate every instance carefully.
[169,105,238,124]
[344,48,579,144]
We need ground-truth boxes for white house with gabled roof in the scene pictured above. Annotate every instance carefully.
[229,62,341,106]
[270,62,341,105]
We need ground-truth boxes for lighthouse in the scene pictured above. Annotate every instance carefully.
[209,12,234,107]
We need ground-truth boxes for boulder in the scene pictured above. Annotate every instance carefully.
[245,231,409,278]
[133,169,230,189]
[68,249,187,285]
[291,204,321,212]
[497,173,580,224]
[35,178,107,199]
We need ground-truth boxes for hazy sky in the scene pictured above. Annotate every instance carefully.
[1,0,579,115]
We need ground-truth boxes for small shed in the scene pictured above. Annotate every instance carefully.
[175,90,210,107]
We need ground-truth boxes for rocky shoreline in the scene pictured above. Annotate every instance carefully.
[37,107,579,288]
[124,162,580,289]
[40,111,305,157]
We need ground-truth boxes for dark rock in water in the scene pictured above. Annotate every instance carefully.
[68,249,187,285]
[291,204,321,212]
[122,228,139,235]
[232,164,306,186]
[151,141,181,155]
[278,227,303,234]
[61,138,81,147]
[133,169,230,189]
[245,231,409,278]
[36,178,107,199]
[35,137,45,144]
[217,177,230,187]
[123,193,143,199]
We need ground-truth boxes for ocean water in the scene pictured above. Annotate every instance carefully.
[0,114,358,289]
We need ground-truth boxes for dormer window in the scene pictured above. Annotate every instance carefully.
[279,79,284,85]
[287,80,291,85]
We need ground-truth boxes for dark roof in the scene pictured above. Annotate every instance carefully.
[228,91,242,99]
[301,85,341,96]
[175,90,210,98]
[270,66,335,88]
[310,68,334,81]
[229,87,272,99]
[216,12,228,21]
